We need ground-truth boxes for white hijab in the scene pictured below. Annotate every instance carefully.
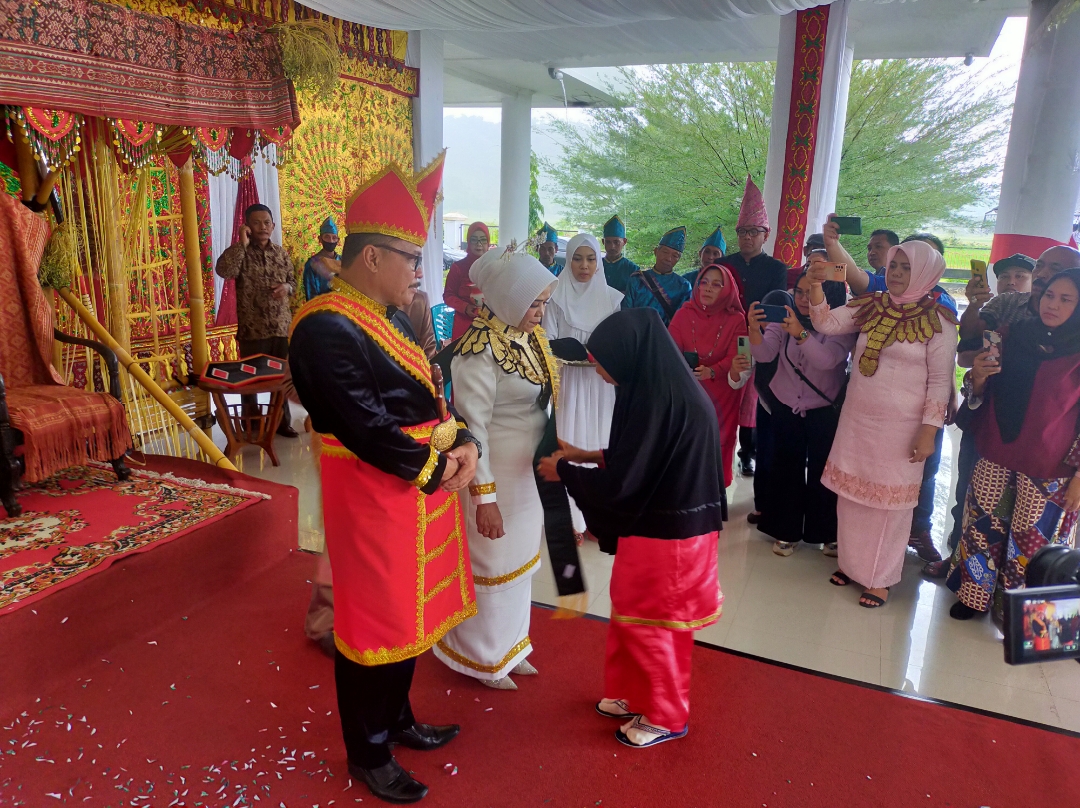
[470,247,557,329]
[549,233,622,332]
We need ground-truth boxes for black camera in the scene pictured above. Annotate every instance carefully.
[1003,545,1080,665]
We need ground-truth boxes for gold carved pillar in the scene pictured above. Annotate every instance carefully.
[93,129,131,353]
[178,157,208,376]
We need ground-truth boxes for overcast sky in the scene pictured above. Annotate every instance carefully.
[441,16,1028,227]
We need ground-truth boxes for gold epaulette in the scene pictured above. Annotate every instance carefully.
[454,311,560,408]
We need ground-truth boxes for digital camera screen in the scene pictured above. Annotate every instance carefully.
[1005,588,1080,665]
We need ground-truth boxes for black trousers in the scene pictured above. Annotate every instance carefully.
[334,650,416,769]
[237,336,292,426]
[751,404,773,513]
[738,426,755,463]
[947,428,979,553]
[758,402,839,544]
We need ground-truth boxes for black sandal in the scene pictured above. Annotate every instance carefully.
[829,570,851,586]
[859,588,890,608]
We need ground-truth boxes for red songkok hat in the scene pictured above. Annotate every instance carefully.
[736,174,769,231]
[343,150,446,246]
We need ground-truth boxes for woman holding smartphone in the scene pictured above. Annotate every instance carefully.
[809,241,957,608]
[669,264,750,488]
[947,268,1080,620]
[747,271,855,557]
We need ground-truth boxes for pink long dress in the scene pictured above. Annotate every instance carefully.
[809,297,956,588]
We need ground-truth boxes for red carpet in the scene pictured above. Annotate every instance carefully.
[2,544,1077,807]
[1,460,267,613]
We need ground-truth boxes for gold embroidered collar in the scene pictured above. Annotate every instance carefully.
[330,277,388,317]
[849,292,958,377]
[455,308,560,407]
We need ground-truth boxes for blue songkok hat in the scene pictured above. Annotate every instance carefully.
[658,226,686,253]
[701,226,726,255]
[538,222,558,243]
[320,217,338,236]
[602,215,626,240]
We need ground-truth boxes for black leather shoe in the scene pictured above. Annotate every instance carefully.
[389,723,460,751]
[740,458,755,477]
[276,423,299,438]
[348,759,428,804]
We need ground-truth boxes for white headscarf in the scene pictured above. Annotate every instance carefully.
[470,246,557,329]
[549,233,622,332]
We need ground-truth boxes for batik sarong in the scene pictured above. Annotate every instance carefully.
[948,457,1079,612]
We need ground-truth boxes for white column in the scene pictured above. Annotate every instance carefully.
[408,30,445,301]
[499,92,532,248]
[992,0,1080,261]
[762,12,797,257]
[806,0,852,235]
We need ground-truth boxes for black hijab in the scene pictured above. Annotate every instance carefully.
[994,268,1080,443]
[790,270,847,331]
[557,308,725,551]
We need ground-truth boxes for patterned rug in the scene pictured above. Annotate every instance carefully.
[0,464,269,613]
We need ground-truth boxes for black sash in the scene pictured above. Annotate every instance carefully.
[782,335,848,412]
[532,412,586,597]
[437,340,585,598]
[638,271,678,323]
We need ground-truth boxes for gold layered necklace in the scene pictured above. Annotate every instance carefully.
[849,292,958,376]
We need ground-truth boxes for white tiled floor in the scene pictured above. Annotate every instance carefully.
[225,401,1080,734]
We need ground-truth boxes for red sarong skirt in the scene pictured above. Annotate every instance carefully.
[606,533,722,729]
[320,427,476,666]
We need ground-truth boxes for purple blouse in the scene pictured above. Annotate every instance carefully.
[750,324,856,415]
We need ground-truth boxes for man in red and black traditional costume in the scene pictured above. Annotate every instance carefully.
[289,152,480,805]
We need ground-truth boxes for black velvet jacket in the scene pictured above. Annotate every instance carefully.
[720,251,789,309]
[290,305,475,495]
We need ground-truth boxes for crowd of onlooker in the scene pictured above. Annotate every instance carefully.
[436,175,1080,622]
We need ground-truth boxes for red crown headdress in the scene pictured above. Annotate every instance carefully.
[736,174,769,231]
[343,151,446,246]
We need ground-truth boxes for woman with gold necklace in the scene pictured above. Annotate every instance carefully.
[810,239,957,608]
[434,246,562,689]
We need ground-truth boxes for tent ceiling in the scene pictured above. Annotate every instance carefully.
[305,0,1028,106]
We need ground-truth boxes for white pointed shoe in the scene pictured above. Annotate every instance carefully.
[512,659,538,675]
[482,676,517,690]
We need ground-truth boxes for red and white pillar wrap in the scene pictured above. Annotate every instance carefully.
[991,0,1080,263]
[763,1,851,265]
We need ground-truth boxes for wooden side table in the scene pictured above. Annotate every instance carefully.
[198,374,288,467]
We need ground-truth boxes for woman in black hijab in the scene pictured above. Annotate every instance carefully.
[537,308,724,749]
[947,268,1080,620]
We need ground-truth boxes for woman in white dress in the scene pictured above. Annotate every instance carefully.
[542,233,623,538]
[434,247,560,690]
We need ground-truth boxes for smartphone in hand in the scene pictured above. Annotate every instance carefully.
[831,216,862,236]
[759,304,788,323]
[971,260,988,289]
[682,351,699,369]
[737,335,753,366]
[824,262,848,282]
[983,330,1002,363]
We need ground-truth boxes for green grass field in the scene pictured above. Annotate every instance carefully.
[944,246,992,271]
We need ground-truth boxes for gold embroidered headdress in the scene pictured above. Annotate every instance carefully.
[455,242,560,406]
